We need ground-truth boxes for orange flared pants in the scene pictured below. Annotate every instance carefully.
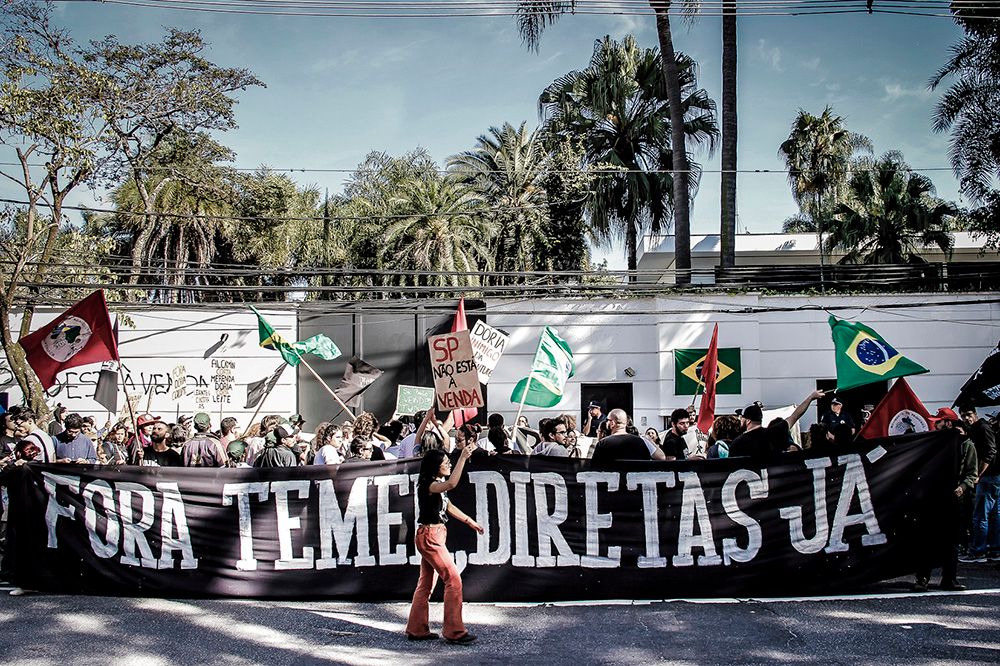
[405,524,467,640]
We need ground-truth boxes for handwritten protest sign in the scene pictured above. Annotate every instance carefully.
[428,330,484,411]
[469,320,509,385]
[170,365,187,401]
[117,392,143,423]
[395,385,435,416]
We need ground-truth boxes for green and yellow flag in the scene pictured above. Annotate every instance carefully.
[829,315,928,391]
[510,326,575,408]
[674,347,742,395]
[250,306,341,367]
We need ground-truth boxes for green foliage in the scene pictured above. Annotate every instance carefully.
[449,122,550,276]
[828,152,956,264]
[929,15,1000,204]
[539,35,718,271]
[541,139,594,272]
[778,106,872,229]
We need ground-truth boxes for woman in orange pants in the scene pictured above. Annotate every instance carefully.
[406,445,483,645]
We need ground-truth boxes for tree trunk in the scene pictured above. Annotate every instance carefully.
[720,1,738,269]
[1,307,51,420]
[654,7,692,286]
[626,219,638,276]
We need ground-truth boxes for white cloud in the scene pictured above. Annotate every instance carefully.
[756,39,783,72]
[881,82,932,102]
[802,57,821,71]
[611,15,648,39]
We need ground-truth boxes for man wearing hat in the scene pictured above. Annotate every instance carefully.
[126,414,160,465]
[913,408,978,591]
[729,390,824,459]
[582,402,606,438]
[820,398,856,435]
[253,423,298,468]
[181,413,227,467]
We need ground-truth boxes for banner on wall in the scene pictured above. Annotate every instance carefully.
[5,431,955,601]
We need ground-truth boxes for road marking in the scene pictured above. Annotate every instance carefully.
[489,588,1000,607]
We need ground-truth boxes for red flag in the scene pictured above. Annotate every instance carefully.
[19,290,119,389]
[697,324,719,433]
[858,378,932,439]
[450,298,477,427]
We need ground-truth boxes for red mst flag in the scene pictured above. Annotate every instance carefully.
[450,298,478,427]
[858,377,932,439]
[19,290,119,390]
[697,324,719,434]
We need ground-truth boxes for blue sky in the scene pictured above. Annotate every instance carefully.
[8,4,968,268]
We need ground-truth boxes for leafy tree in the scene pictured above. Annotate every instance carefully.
[448,122,549,278]
[0,1,112,413]
[778,107,871,275]
[513,0,702,283]
[828,152,956,264]
[541,139,594,272]
[83,28,263,284]
[540,35,717,274]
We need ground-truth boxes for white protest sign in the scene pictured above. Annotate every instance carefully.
[117,392,143,423]
[469,320,509,385]
[428,330,484,411]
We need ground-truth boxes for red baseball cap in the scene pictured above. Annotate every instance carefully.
[933,407,960,423]
[136,413,161,428]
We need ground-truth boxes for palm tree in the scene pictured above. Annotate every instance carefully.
[778,108,871,280]
[929,23,1000,204]
[539,35,718,274]
[513,0,702,284]
[109,169,234,302]
[448,122,549,277]
[377,175,493,289]
[828,152,956,264]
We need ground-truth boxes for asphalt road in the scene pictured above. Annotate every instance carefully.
[1,564,998,665]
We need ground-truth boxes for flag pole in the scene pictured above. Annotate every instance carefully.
[299,356,356,420]
[117,363,141,464]
[512,375,532,453]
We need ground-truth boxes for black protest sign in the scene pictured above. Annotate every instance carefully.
[7,431,954,600]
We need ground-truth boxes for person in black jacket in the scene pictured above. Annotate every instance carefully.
[960,406,998,562]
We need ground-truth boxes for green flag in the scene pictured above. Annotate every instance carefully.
[674,347,742,395]
[251,306,341,367]
[510,326,575,408]
[829,315,928,391]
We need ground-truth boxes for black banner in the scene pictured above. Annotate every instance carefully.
[5,431,956,600]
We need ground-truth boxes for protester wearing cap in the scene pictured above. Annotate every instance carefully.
[181,413,227,468]
[820,397,856,435]
[253,423,298,468]
[729,390,825,459]
[913,407,978,592]
[582,401,606,438]
[226,440,251,468]
[125,414,160,465]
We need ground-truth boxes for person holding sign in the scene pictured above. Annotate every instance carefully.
[405,445,483,646]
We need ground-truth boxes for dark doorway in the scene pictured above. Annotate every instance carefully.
[581,383,634,430]
[815,378,888,428]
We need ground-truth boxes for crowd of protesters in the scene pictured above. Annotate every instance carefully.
[0,387,997,595]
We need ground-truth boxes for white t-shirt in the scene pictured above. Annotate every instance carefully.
[313,444,343,466]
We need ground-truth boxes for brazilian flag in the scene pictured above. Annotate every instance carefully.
[829,316,928,391]
[250,306,341,367]
[674,348,742,395]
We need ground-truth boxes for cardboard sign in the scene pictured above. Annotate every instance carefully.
[428,330,484,411]
[117,392,143,423]
[395,385,436,416]
[469,320,509,385]
[170,364,187,401]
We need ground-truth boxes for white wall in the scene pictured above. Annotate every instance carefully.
[2,308,297,426]
[485,293,1000,429]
